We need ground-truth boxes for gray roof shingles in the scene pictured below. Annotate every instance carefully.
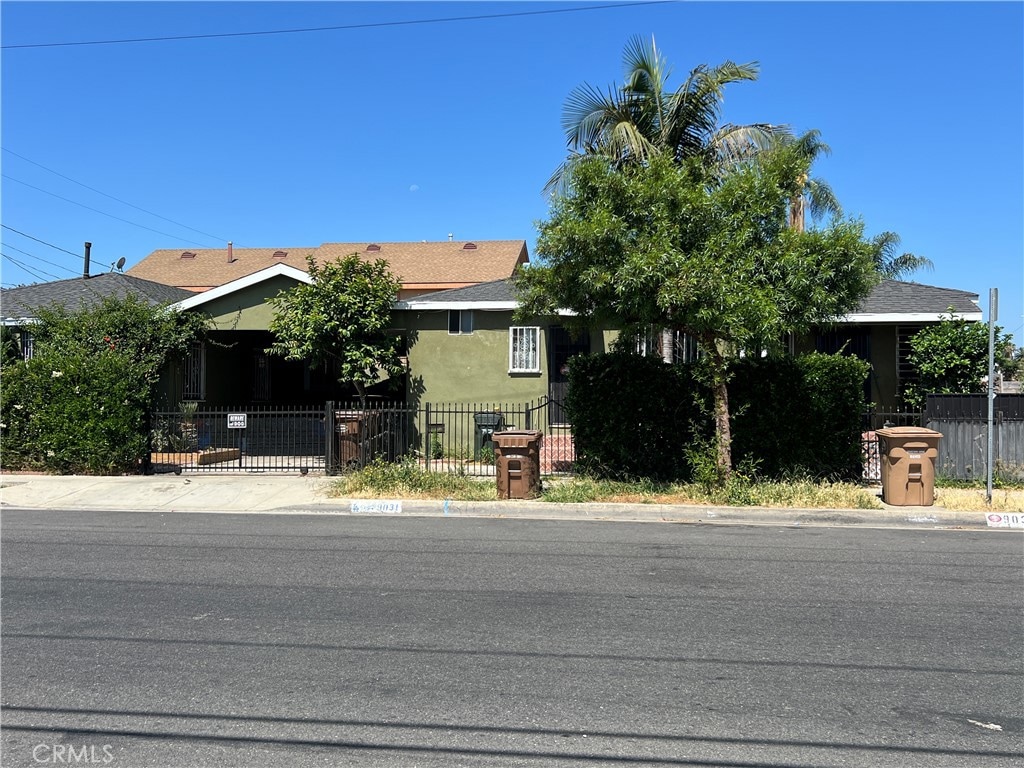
[410,278,980,316]
[0,273,194,321]
[407,279,516,303]
[856,280,980,315]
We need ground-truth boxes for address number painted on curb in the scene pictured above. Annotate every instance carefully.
[350,500,402,515]
[986,513,1024,528]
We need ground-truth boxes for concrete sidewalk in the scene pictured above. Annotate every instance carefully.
[0,472,1015,530]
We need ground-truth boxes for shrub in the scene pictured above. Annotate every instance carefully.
[1,347,150,473]
[566,350,869,483]
[565,351,704,481]
[0,295,206,474]
[729,353,869,480]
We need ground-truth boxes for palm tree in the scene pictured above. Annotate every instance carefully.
[546,35,784,194]
[776,129,841,232]
[775,132,930,278]
[869,231,933,279]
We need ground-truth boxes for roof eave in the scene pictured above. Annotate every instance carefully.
[838,311,984,323]
[171,263,313,310]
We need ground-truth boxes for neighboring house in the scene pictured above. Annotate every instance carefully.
[793,280,982,411]
[0,272,193,359]
[128,240,529,299]
[132,240,531,405]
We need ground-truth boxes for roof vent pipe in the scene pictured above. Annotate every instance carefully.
[448,233,453,241]
[227,241,234,263]
[83,242,92,279]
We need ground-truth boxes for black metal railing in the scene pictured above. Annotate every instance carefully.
[149,398,576,476]
[149,404,327,474]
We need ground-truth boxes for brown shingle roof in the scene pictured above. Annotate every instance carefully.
[127,247,318,291]
[127,240,529,292]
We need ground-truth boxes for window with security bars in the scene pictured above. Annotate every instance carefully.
[253,352,271,401]
[20,331,34,360]
[897,325,923,406]
[183,342,206,400]
[509,326,541,373]
[673,331,702,364]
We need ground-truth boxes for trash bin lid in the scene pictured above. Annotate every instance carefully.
[474,412,505,426]
[876,426,942,439]
[493,430,543,447]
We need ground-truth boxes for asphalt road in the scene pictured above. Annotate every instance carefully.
[1,510,1021,768]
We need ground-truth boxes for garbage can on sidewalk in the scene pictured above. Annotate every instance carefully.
[493,430,543,499]
[876,426,942,506]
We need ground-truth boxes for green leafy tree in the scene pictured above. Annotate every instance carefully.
[0,295,207,473]
[517,145,878,482]
[546,35,781,194]
[266,254,403,408]
[904,314,1013,409]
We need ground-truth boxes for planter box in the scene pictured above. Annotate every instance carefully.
[150,448,240,467]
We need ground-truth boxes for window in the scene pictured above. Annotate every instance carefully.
[509,326,541,373]
[20,331,34,360]
[448,309,473,335]
[253,352,271,401]
[897,324,923,406]
[183,342,206,400]
[673,331,702,364]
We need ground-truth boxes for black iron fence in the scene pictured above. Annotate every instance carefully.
[859,396,1024,483]
[149,398,576,476]
[861,410,923,483]
[149,404,327,474]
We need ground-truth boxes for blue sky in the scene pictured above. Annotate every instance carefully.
[2,1,1021,343]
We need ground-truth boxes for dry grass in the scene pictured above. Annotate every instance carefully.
[936,487,1024,512]
[541,477,882,509]
[330,460,1023,512]
[328,459,497,501]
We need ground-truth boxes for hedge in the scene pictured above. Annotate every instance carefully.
[566,351,869,482]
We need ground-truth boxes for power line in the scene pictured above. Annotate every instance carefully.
[1,2,669,49]
[2,252,61,282]
[3,175,211,247]
[2,148,231,244]
[1,225,81,258]
[1,243,78,276]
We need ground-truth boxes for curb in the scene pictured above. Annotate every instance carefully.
[0,474,1018,530]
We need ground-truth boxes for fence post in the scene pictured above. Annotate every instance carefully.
[425,402,432,473]
[325,402,335,476]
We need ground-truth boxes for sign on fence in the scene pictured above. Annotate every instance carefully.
[227,413,247,429]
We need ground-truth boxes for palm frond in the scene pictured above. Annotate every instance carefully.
[870,232,934,279]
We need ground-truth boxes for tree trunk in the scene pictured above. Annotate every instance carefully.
[712,377,732,483]
[707,346,733,483]
[354,381,368,410]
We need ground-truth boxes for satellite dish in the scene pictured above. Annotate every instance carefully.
[115,257,126,272]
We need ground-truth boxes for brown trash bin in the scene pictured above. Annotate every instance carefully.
[876,426,942,506]
[335,410,382,469]
[493,430,543,499]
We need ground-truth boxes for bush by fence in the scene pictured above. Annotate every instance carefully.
[566,351,869,482]
[0,295,206,475]
[1,347,150,474]
[729,353,870,480]
[565,352,705,481]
